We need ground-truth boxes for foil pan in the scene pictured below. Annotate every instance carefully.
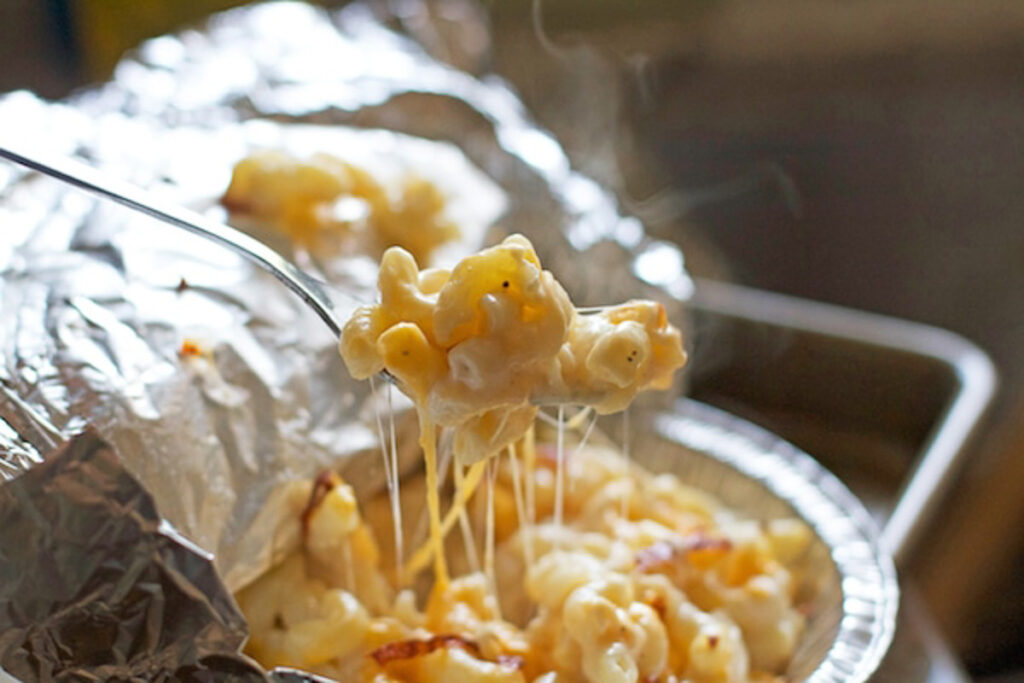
[0,1,893,680]
[645,400,898,683]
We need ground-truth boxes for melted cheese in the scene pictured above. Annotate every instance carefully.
[406,459,487,578]
[237,442,813,682]
[339,234,687,597]
[339,234,687,465]
[420,412,449,590]
[225,152,815,682]
[223,149,459,264]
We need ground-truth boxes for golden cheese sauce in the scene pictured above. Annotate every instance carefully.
[236,434,812,682]
[222,149,459,265]
[338,233,686,601]
[236,234,809,682]
[338,234,687,465]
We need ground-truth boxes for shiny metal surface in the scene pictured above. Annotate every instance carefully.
[690,279,997,567]
[0,429,256,681]
[645,399,899,683]
[0,1,694,677]
[0,1,904,680]
[0,143,343,337]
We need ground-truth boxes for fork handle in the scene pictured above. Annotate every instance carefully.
[0,143,342,336]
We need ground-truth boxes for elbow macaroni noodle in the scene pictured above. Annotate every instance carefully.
[237,439,813,682]
[223,150,460,265]
[234,219,807,681]
[339,234,687,464]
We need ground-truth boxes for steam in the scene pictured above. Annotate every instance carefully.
[626,162,805,227]
[520,1,805,228]
[530,0,573,62]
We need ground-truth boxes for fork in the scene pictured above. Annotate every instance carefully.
[0,143,344,337]
[0,143,620,405]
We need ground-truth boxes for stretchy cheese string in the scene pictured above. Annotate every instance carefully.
[387,383,404,578]
[484,457,500,619]
[454,462,481,575]
[473,458,488,557]
[405,457,487,577]
[369,376,403,583]
[554,405,566,535]
[524,424,537,527]
[507,442,534,568]
[537,405,591,430]
[408,429,453,559]
[571,411,599,496]
[419,411,448,589]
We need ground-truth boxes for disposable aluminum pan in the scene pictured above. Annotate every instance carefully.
[0,400,898,682]
[0,1,896,680]
[640,399,898,682]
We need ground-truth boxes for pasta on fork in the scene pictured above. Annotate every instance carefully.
[339,234,687,464]
[236,233,812,682]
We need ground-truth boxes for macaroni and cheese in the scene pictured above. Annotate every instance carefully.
[338,234,687,464]
[223,149,459,265]
[236,434,812,682]
[236,234,807,682]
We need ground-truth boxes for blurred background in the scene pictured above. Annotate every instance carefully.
[2,0,1023,679]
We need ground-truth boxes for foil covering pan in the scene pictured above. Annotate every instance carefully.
[0,428,260,681]
[0,1,894,680]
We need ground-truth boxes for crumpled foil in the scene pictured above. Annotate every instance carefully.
[0,427,260,681]
[0,1,695,679]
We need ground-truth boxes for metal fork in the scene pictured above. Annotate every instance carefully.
[0,143,344,337]
[0,144,621,405]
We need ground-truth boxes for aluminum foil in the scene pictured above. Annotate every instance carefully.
[0,428,266,681]
[649,400,898,683]
[0,1,893,680]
